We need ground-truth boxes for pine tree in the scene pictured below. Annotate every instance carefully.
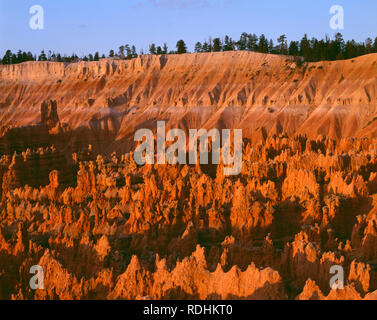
[288,41,299,56]
[258,34,268,53]
[202,41,209,52]
[131,46,137,58]
[300,34,311,60]
[149,43,157,55]
[26,52,34,61]
[331,32,345,60]
[124,45,132,59]
[194,42,203,53]
[213,38,222,52]
[365,38,373,53]
[176,40,187,54]
[71,53,78,62]
[277,35,287,54]
[237,32,248,50]
[16,50,23,63]
[119,46,125,59]
[247,34,258,51]
[38,50,47,61]
[207,37,213,52]
[268,39,275,54]
[163,43,168,54]
[94,52,100,61]
[223,36,234,51]
[345,40,358,59]
[2,50,13,64]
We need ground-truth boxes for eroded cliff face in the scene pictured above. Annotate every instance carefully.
[1,52,377,300]
[1,51,377,156]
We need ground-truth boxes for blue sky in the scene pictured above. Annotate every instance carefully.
[1,0,377,57]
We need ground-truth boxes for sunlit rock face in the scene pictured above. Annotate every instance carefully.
[1,52,377,300]
[1,52,377,155]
